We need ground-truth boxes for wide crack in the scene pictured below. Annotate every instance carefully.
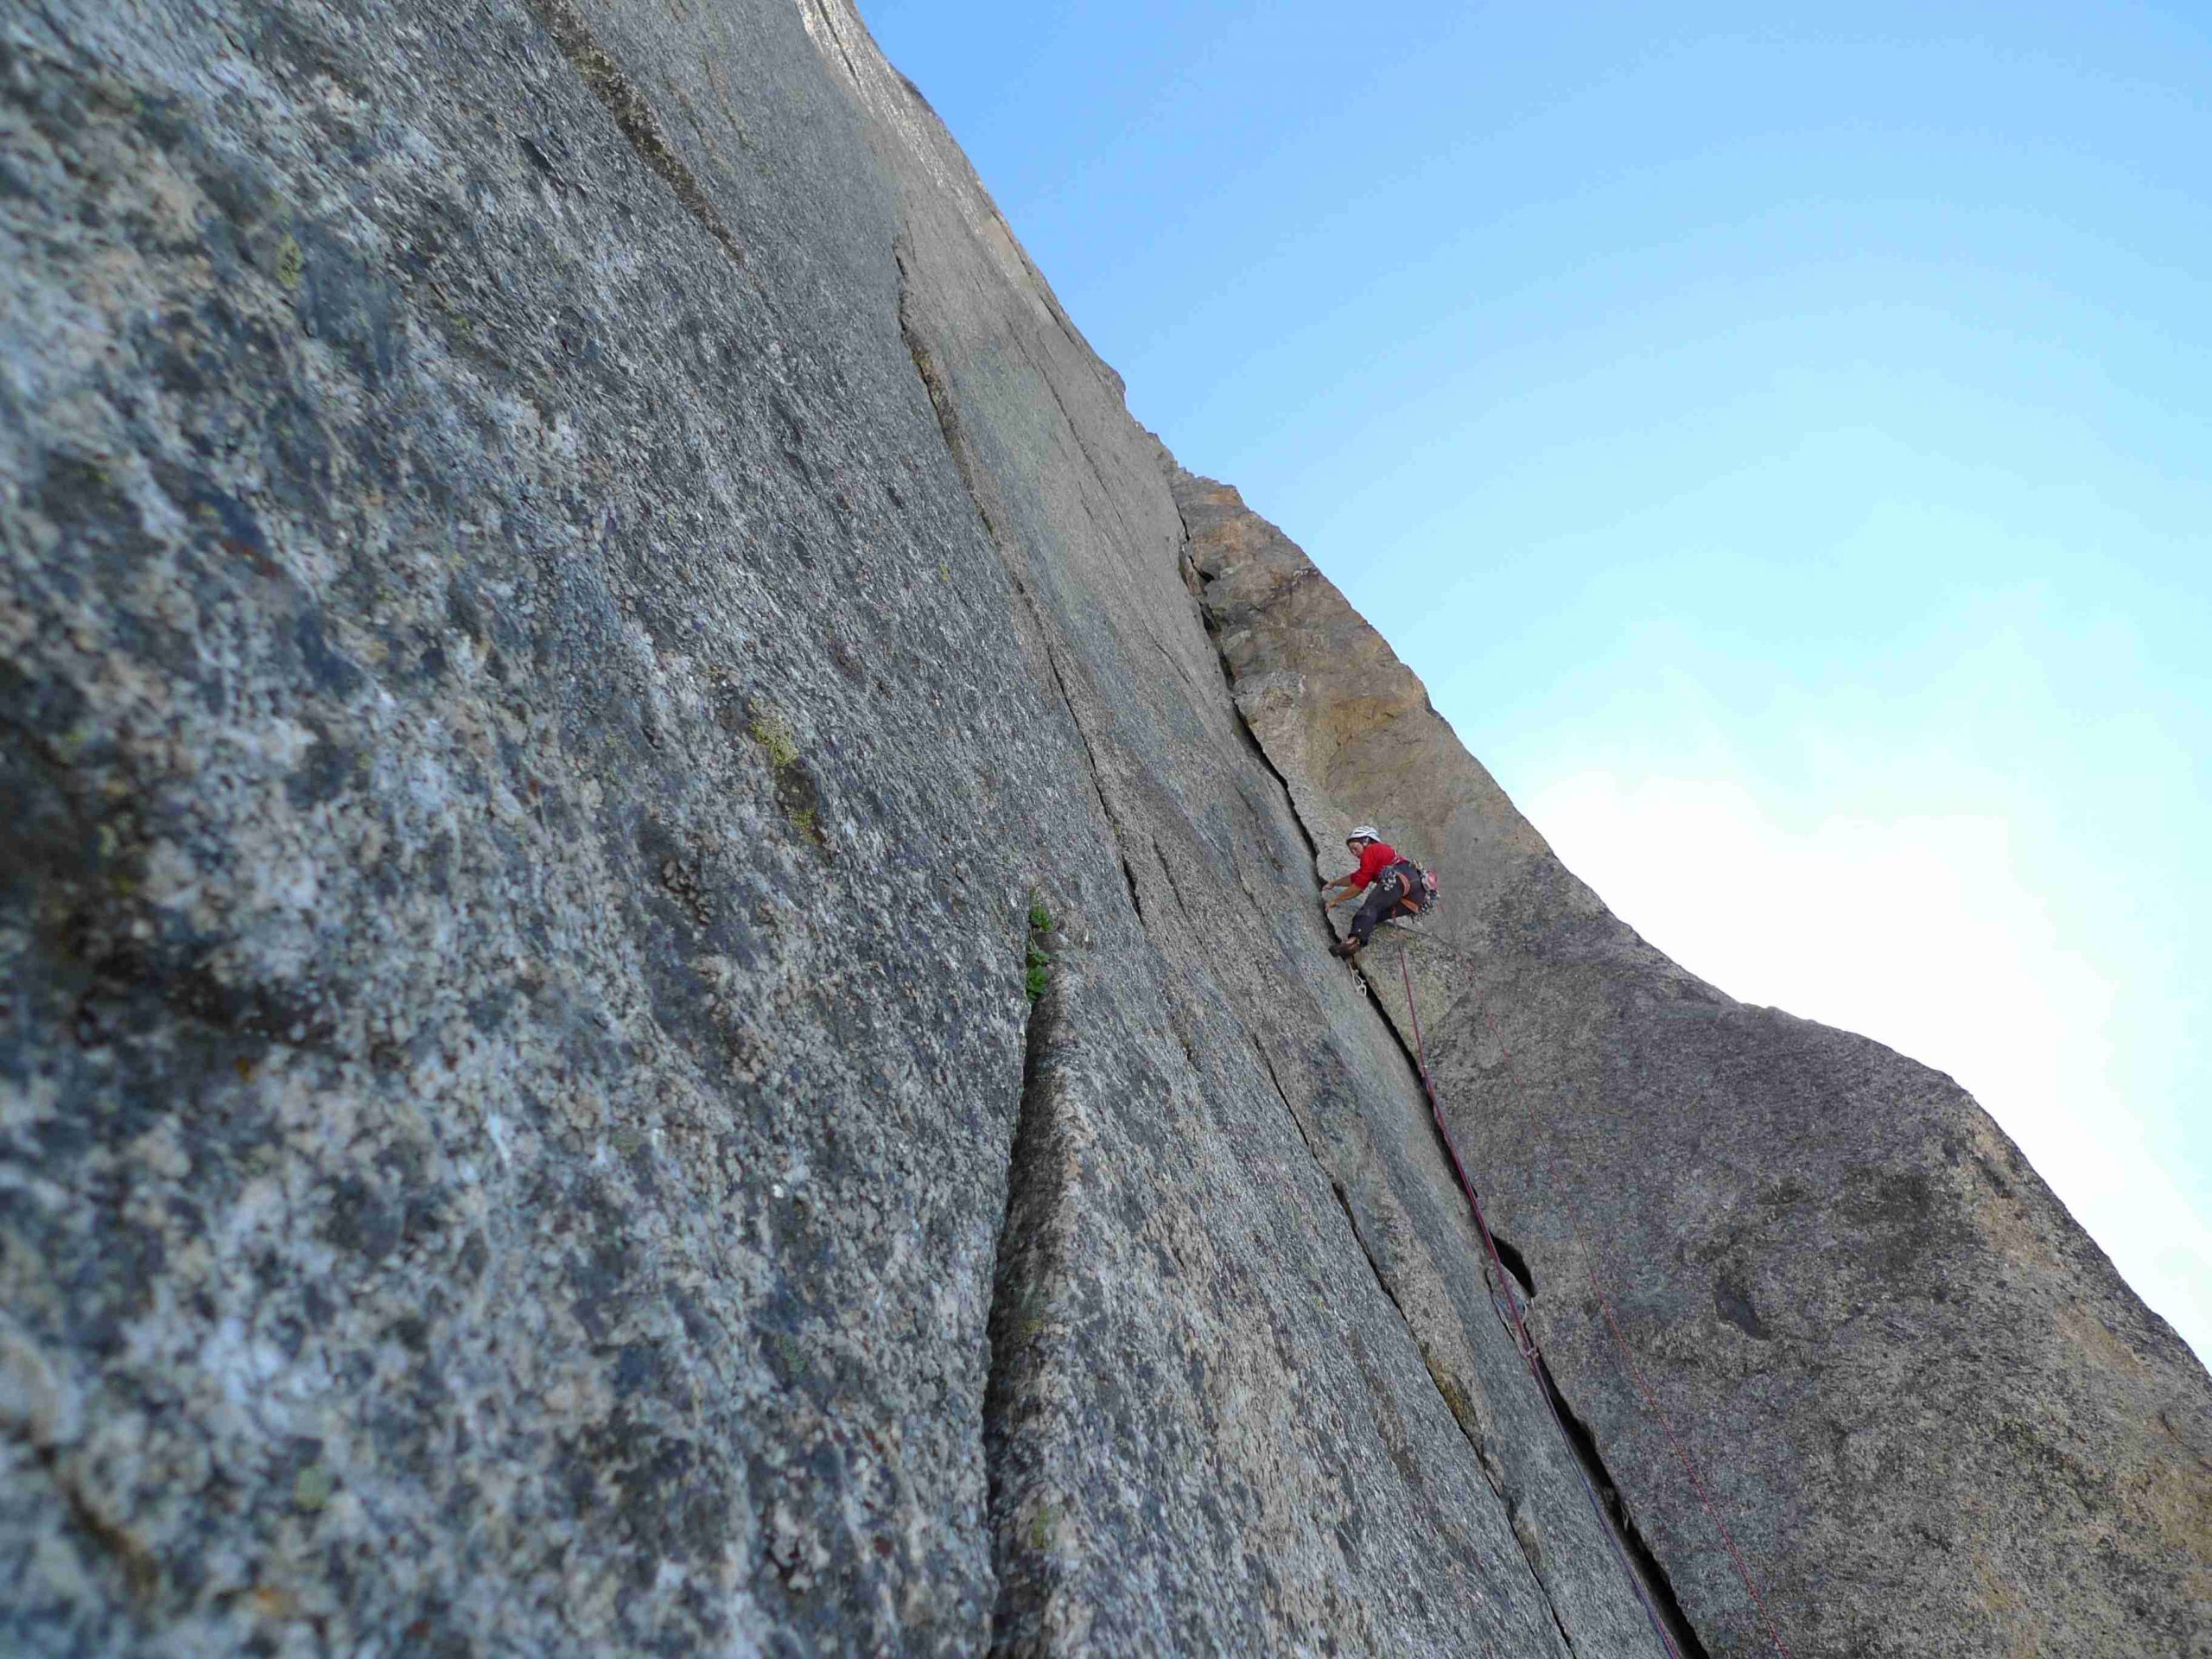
[893,239,1121,1656]
[982,910,1072,1657]
[1492,1230,1538,1304]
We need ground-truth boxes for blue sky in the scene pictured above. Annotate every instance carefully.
[859,2,2212,1360]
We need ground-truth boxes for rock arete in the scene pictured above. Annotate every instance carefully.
[3,2,2206,1655]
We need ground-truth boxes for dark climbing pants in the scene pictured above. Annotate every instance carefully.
[1349,862,1423,947]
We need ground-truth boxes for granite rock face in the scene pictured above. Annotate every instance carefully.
[3,0,1668,1654]
[1177,466,2212,1657]
[5,0,2204,1649]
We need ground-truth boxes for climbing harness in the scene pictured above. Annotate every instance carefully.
[1391,945,1793,1659]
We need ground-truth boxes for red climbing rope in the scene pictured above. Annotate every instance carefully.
[1584,1270,1793,1659]
[1393,946,1792,1659]
[1392,949,1683,1659]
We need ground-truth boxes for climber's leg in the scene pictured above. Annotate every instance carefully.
[1337,871,1405,956]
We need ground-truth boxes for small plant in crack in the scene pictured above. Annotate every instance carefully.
[1025,892,1054,1003]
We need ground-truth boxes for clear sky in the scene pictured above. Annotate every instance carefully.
[860,1,2212,1362]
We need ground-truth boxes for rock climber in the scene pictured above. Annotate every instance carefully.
[1321,823,1427,958]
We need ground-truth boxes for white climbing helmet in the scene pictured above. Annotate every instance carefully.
[1346,823,1380,843]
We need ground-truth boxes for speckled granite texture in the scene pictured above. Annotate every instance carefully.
[1177,464,2212,1658]
[7,0,2204,1651]
[2,2,1667,1654]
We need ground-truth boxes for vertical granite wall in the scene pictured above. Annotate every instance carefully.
[3,1,2204,1654]
[2,0,1663,1652]
[1178,464,2212,1657]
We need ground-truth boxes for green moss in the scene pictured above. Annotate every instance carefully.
[274,232,304,289]
[1024,892,1054,1003]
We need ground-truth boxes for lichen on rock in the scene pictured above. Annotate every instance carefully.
[3,1,2205,1656]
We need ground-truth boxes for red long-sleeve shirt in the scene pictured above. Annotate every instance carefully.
[1346,840,1399,891]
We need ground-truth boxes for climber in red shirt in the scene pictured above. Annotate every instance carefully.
[1321,823,1428,957]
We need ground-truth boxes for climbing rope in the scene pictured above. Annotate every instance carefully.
[1392,945,1792,1659]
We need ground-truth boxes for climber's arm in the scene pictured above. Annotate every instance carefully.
[1322,842,1387,906]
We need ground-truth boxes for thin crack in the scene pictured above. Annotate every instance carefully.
[803,0,868,90]
[1149,836,1205,927]
[1245,1039,1579,1654]
[1036,646,1120,839]
[1166,477,1708,1658]
[893,243,1127,862]
[1340,945,1696,1647]
[1118,853,1145,922]
[895,243,1004,542]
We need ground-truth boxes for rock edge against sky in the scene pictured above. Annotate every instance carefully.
[3,1,2207,1654]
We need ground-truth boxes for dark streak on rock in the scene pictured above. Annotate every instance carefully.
[1535,1354,1711,1659]
[530,0,747,267]
[1246,1038,1584,1653]
[982,913,1071,1656]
